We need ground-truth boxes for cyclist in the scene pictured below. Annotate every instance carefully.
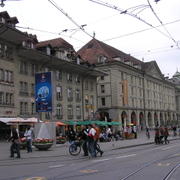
[67,127,76,145]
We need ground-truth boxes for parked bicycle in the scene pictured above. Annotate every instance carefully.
[69,140,101,156]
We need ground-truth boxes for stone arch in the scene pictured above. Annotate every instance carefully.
[131,111,137,125]
[121,111,127,128]
[139,112,144,130]
[160,113,164,126]
[154,112,158,127]
[148,112,153,127]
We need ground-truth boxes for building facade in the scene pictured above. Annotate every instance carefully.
[78,39,178,129]
[0,12,103,123]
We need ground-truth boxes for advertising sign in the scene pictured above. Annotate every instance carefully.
[35,72,52,112]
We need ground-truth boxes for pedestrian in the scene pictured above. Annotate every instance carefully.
[24,126,34,153]
[164,126,169,144]
[67,127,76,144]
[93,124,104,156]
[154,127,160,144]
[132,125,137,139]
[78,125,89,156]
[146,127,150,139]
[159,126,164,144]
[88,124,96,158]
[8,127,21,158]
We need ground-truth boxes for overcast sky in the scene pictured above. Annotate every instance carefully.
[3,0,180,77]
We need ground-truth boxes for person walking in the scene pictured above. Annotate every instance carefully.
[79,125,89,156]
[93,124,104,156]
[24,126,34,153]
[159,126,165,144]
[8,127,21,158]
[154,127,160,144]
[146,127,150,139]
[88,124,96,158]
[164,126,169,144]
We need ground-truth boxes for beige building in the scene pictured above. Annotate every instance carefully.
[78,39,178,129]
[0,11,104,124]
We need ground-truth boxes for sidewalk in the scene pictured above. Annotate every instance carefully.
[0,130,179,160]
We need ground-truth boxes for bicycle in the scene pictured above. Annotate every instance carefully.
[69,140,102,156]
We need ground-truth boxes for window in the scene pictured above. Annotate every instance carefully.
[31,84,35,96]
[67,88,73,101]
[98,55,107,63]
[101,85,105,93]
[67,73,72,82]
[75,75,80,83]
[56,70,62,81]
[56,104,63,118]
[76,106,81,118]
[101,97,106,106]
[19,61,28,74]
[31,102,35,115]
[56,86,62,101]
[75,89,81,101]
[0,92,4,104]
[90,81,94,91]
[0,69,4,81]
[67,105,73,119]
[85,81,88,90]
[31,64,38,76]
[100,76,104,80]
[20,81,28,96]
[20,102,28,115]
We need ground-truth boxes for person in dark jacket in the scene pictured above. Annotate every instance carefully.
[164,126,169,144]
[8,127,21,158]
[67,127,76,144]
[78,125,89,156]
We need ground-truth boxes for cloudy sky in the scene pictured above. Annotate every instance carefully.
[3,0,180,77]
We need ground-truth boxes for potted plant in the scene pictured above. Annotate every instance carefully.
[56,136,66,144]
[20,137,27,149]
[33,138,53,150]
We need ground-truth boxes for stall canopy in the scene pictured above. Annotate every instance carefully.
[56,121,66,126]
[63,120,121,126]
[6,117,41,124]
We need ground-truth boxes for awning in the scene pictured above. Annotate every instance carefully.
[63,120,121,126]
[56,121,66,126]
[0,118,16,124]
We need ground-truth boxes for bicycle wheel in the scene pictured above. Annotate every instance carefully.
[69,144,81,156]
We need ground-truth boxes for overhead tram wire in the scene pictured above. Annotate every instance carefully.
[15,25,86,44]
[147,0,179,48]
[103,18,180,42]
[48,0,93,39]
[88,0,177,43]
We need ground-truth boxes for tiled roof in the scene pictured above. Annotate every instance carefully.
[35,37,74,50]
[77,38,142,65]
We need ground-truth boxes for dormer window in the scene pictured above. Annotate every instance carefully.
[0,17,5,24]
[46,46,51,55]
[98,55,107,63]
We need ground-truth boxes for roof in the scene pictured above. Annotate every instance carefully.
[77,38,142,65]
[35,37,74,50]
[0,11,19,25]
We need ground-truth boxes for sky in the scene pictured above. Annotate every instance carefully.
[2,0,180,78]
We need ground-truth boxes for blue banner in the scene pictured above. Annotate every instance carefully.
[35,72,52,112]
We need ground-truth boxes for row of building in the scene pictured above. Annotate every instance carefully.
[0,11,179,130]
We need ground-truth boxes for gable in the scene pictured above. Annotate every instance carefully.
[144,61,163,80]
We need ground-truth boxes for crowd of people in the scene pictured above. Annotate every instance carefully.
[66,124,104,158]
[154,126,170,144]
[8,126,34,158]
